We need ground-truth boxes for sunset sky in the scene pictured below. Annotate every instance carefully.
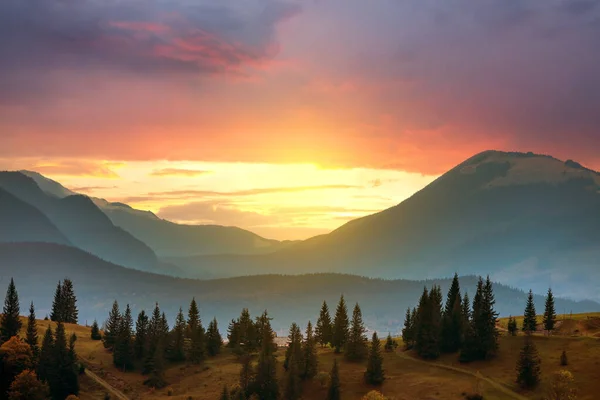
[1,0,599,239]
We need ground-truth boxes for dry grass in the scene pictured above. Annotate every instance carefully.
[20,315,600,399]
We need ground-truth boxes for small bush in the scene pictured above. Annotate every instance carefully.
[166,387,174,396]
[362,391,387,400]
[560,350,568,366]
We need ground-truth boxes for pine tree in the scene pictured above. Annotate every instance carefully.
[415,287,440,359]
[315,301,333,347]
[187,299,205,363]
[301,321,318,380]
[560,350,568,366]
[227,319,240,349]
[26,302,39,357]
[327,359,341,400]
[0,278,21,344]
[332,295,349,353]
[50,322,79,399]
[254,311,272,351]
[239,354,253,395]
[220,385,231,400]
[461,293,471,333]
[345,303,368,361]
[61,279,78,324]
[402,308,414,349]
[507,316,518,336]
[169,307,186,362]
[516,335,541,389]
[252,318,279,400]
[134,311,148,360]
[523,289,537,333]
[479,276,499,359]
[50,281,63,322]
[144,340,167,388]
[284,352,302,400]
[114,304,134,371]
[206,317,223,357]
[543,288,557,334]
[365,332,385,385]
[143,303,162,374]
[103,300,121,351]
[384,333,395,352]
[284,323,303,371]
[68,333,77,369]
[37,326,54,383]
[441,273,463,353]
[90,320,101,340]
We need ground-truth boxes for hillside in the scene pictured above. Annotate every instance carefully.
[0,171,160,272]
[1,242,598,336]
[25,314,600,400]
[173,151,600,301]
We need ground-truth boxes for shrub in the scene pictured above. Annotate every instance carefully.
[546,370,577,400]
[560,350,568,366]
[8,370,49,400]
[362,390,387,400]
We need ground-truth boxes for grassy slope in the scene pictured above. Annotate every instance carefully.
[21,313,600,400]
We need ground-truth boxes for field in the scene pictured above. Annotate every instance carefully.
[22,315,600,400]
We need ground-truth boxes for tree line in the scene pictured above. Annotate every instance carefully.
[0,278,80,400]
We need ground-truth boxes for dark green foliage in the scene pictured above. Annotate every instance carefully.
[460,277,499,362]
[143,303,163,374]
[415,287,440,359]
[364,332,385,385]
[284,323,303,371]
[91,320,102,341]
[384,333,396,352]
[206,317,223,357]
[252,319,278,400]
[220,385,231,400]
[186,299,205,363]
[284,352,302,400]
[0,278,21,344]
[401,308,415,349]
[326,359,341,400]
[461,293,471,333]
[144,340,167,389]
[50,279,78,324]
[49,322,79,400]
[301,321,318,380]
[560,350,568,366]
[134,311,148,360]
[332,295,349,354]
[103,300,121,351]
[345,303,368,361]
[25,302,39,357]
[114,304,134,371]
[254,311,272,351]
[522,290,537,333]
[37,326,54,383]
[507,316,518,336]
[441,274,463,353]
[516,335,541,389]
[228,309,257,354]
[168,307,186,362]
[543,288,556,334]
[239,355,253,395]
[315,301,333,347]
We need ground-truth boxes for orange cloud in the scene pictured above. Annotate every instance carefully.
[150,168,213,177]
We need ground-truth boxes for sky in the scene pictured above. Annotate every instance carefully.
[1,0,599,239]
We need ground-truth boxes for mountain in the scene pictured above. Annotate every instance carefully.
[22,172,291,257]
[0,188,70,245]
[0,172,161,272]
[172,151,600,301]
[1,242,597,334]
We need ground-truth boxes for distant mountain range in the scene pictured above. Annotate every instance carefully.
[1,242,597,334]
[1,150,599,301]
[163,151,600,301]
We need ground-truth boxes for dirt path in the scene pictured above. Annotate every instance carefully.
[83,368,130,400]
[396,352,529,400]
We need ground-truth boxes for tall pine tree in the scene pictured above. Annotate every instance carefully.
[50,281,63,323]
[523,290,537,333]
[134,310,149,360]
[402,307,414,349]
[284,323,303,371]
[169,307,187,362]
[90,320,102,341]
[516,334,541,389]
[143,303,163,374]
[478,276,499,359]
[26,301,39,357]
[37,326,54,384]
[103,300,121,351]
[364,332,385,385]
[186,298,205,363]
[61,279,78,324]
[0,278,21,344]
[301,321,318,380]
[284,352,302,400]
[345,303,368,361]
[415,287,440,359]
[315,301,333,347]
[332,295,349,354]
[252,318,279,400]
[114,304,134,371]
[441,274,463,353]
[206,317,223,357]
[543,288,557,334]
[50,322,79,399]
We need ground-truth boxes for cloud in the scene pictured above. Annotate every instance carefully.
[147,184,361,197]
[70,185,118,193]
[28,161,119,178]
[150,168,213,177]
